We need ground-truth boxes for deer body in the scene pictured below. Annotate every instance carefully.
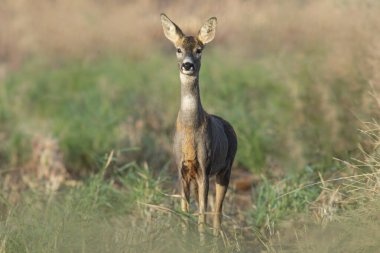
[161,14,237,234]
[174,74,230,177]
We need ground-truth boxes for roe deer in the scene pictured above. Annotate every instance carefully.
[160,14,238,236]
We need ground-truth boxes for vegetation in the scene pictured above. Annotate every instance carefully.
[1,0,380,252]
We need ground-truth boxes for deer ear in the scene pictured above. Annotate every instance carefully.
[198,17,217,44]
[160,14,184,44]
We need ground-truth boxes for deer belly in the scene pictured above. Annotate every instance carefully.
[210,119,229,174]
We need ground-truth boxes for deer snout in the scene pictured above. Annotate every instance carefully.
[181,62,194,71]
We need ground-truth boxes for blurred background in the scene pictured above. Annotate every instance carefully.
[2,0,380,175]
[1,0,380,251]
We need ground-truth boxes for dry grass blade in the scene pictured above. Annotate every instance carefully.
[137,201,192,223]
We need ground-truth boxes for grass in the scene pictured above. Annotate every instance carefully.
[0,141,378,253]
[0,152,166,252]
[0,152,251,253]
[252,167,322,228]
[0,55,251,171]
[1,1,380,252]
[0,48,374,251]
[0,50,368,174]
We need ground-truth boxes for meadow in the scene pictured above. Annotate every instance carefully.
[1,0,380,252]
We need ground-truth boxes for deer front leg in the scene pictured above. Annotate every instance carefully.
[180,175,190,212]
[195,141,211,242]
[179,170,191,236]
[197,175,209,223]
[197,174,209,243]
[196,147,210,244]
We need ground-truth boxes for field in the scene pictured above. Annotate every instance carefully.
[1,0,380,252]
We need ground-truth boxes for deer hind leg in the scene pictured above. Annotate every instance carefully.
[213,165,231,236]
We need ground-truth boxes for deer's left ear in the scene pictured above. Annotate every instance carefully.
[198,17,217,44]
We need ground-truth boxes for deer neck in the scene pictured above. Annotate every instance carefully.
[179,73,204,128]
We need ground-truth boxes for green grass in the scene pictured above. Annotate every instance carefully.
[0,155,165,252]
[0,149,376,253]
[0,154,251,253]
[0,50,375,252]
[0,50,367,174]
[0,0,379,251]
[252,169,321,228]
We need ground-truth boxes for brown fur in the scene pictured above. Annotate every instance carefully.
[175,36,204,52]
[176,120,197,162]
[161,14,237,238]
[177,119,198,182]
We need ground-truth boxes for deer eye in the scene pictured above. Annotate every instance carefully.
[196,48,202,54]
[177,48,182,53]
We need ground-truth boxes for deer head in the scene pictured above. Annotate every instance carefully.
[160,14,217,76]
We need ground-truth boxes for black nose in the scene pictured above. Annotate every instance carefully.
[182,62,194,71]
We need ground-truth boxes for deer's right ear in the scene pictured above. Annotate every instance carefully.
[160,14,184,44]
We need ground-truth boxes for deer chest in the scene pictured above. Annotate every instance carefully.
[180,128,197,161]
